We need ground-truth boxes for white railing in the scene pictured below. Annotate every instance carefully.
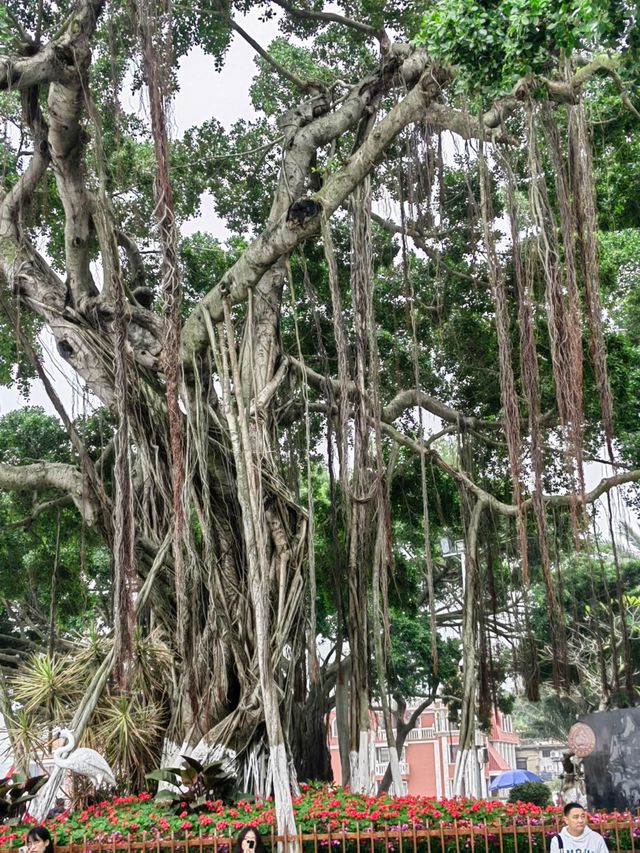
[406,727,435,740]
[374,761,409,776]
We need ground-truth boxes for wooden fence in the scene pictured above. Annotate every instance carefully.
[11,820,638,853]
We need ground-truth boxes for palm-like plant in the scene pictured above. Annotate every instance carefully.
[5,709,48,775]
[10,652,78,723]
[133,627,173,698]
[7,628,175,793]
[94,695,165,791]
[62,629,111,687]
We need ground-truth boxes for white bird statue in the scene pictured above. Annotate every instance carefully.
[51,728,116,788]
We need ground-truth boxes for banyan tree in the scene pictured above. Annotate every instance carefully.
[1,0,640,834]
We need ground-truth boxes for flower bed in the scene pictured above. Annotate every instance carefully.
[1,787,637,852]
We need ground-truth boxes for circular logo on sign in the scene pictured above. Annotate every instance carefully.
[568,723,596,758]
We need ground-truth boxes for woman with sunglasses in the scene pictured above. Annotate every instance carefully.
[234,827,265,853]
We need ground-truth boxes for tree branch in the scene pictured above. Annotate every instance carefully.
[229,18,314,93]
[0,461,99,525]
[381,420,640,516]
[270,0,378,37]
[0,46,78,91]
[183,60,450,352]
[116,229,147,290]
[3,495,74,530]
[370,211,477,283]
[289,356,515,433]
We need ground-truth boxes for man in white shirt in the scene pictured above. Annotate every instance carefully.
[549,802,609,853]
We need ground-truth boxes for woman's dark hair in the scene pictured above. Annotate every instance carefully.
[26,827,54,853]
[233,827,265,853]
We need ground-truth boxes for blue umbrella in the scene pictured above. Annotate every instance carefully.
[489,769,544,792]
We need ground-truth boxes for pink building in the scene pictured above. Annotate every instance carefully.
[327,701,520,798]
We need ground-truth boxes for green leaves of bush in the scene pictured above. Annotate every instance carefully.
[508,781,551,807]
[416,0,612,95]
[0,772,48,822]
[145,755,238,811]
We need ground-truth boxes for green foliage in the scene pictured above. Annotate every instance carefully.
[0,409,111,638]
[0,310,41,396]
[508,781,551,806]
[513,691,581,740]
[529,549,640,705]
[0,5,11,50]
[146,755,238,810]
[0,771,48,822]
[180,233,246,306]
[387,610,460,699]
[416,0,624,95]
[0,407,70,465]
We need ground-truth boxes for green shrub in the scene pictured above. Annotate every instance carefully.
[508,781,551,807]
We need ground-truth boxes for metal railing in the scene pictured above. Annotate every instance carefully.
[5,818,637,853]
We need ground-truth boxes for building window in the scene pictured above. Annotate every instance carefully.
[448,744,458,764]
[516,758,528,770]
[378,747,389,762]
[542,748,551,758]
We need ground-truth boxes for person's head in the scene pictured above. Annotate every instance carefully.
[234,827,264,853]
[563,803,587,836]
[26,827,54,853]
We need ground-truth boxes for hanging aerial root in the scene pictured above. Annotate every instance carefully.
[527,102,585,547]
[499,145,567,688]
[399,138,439,674]
[477,139,528,582]
[568,101,616,463]
[134,0,190,676]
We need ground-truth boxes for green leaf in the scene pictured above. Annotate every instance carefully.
[145,769,181,786]
[181,754,204,774]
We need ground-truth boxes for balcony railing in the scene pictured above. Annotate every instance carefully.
[406,727,435,740]
[374,761,409,776]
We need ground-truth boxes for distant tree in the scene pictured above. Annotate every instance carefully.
[509,781,551,807]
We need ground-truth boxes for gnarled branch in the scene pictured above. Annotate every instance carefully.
[0,461,98,525]
[270,0,377,37]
